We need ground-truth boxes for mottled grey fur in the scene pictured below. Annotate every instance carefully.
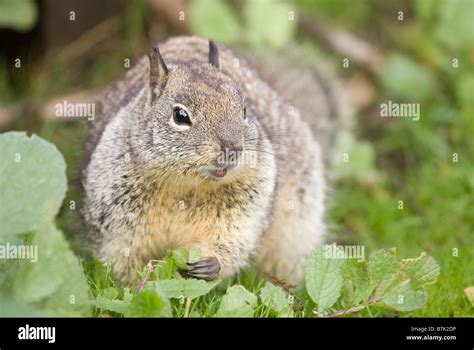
[81,36,347,284]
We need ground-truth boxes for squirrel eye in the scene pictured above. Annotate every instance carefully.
[173,107,192,125]
[243,106,247,120]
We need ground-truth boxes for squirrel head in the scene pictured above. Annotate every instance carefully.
[136,40,260,182]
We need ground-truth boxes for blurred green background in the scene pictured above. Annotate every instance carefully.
[0,0,472,316]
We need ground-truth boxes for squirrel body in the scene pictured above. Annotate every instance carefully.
[81,36,330,284]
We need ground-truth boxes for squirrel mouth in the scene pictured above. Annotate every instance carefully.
[210,168,227,178]
[200,164,236,180]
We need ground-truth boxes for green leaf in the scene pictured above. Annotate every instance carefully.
[148,278,220,299]
[243,0,296,48]
[170,250,188,270]
[92,287,127,314]
[187,248,201,264]
[382,280,427,311]
[0,132,66,244]
[190,0,240,44]
[341,259,371,305]
[305,246,344,313]
[0,0,37,31]
[92,297,128,315]
[314,248,440,316]
[436,0,474,51]
[367,248,398,296]
[379,53,437,101]
[169,248,201,270]
[0,132,90,316]
[215,285,257,317]
[369,251,438,312]
[400,252,440,289]
[332,131,377,183]
[12,219,67,302]
[0,296,39,316]
[125,288,172,317]
[259,282,292,316]
[12,218,91,316]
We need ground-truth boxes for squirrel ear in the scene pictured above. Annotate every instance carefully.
[148,45,168,98]
[209,40,219,69]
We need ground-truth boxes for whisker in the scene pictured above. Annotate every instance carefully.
[244,148,285,162]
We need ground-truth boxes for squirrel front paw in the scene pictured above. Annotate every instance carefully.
[179,256,221,281]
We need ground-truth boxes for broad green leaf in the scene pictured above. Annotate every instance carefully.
[382,280,427,311]
[92,287,127,314]
[0,0,37,31]
[379,53,437,101]
[12,218,91,316]
[368,248,398,296]
[244,0,296,48]
[305,246,344,313]
[315,248,439,315]
[148,278,220,299]
[215,285,257,317]
[332,131,377,183]
[190,0,240,44]
[92,297,128,315]
[400,252,440,289]
[0,132,66,244]
[0,257,20,292]
[436,0,474,51]
[341,259,371,305]
[368,251,437,312]
[169,248,202,270]
[38,267,91,316]
[125,288,172,317]
[0,296,39,316]
[188,249,201,264]
[259,282,292,316]
[12,218,67,302]
[0,132,90,316]
[170,249,187,270]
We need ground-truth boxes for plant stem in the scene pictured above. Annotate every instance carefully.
[136,262,155,293]
[184,297,192,318]
[327,296,381,318]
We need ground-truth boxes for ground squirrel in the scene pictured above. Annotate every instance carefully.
[81,36,347,284]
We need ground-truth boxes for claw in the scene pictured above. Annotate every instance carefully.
[180,256,221,281]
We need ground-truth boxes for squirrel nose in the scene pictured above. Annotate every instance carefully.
[220,140,243,155]
[217,140,243,168]
[220,141,242,153]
